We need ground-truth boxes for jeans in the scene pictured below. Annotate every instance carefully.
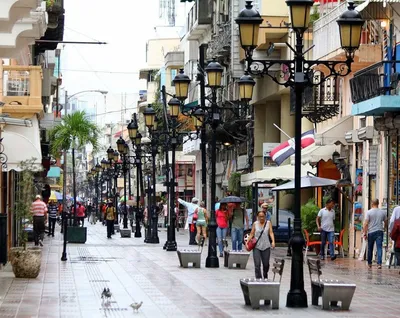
[231,227,244,251]
[395,247,400,266]
[48,217,56,236]
[33,216,45,246]
[320,230,335,258]
[367,230,383,265]
[253,248,271,279]
[216,227,228,254]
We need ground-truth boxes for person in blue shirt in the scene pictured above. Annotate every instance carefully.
[261,203,272,221]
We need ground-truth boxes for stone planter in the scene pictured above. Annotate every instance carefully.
[9,247,42,279]
[67,226,87,243]
[120,228,131,238]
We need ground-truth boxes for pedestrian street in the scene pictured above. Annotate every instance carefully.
[1,223,400,318]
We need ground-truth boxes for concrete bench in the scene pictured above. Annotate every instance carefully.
[177,249,201,268]
[240,258,285,309]
[225,250,250,269]
[307,259,356,310]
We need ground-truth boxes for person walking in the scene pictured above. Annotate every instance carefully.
[194,202,208,245]
[31,195,48,246]
[316,198,337,261]
[363,199,387,269]
[246,210,275,279]
[77,203,86,227]
[390,216,400,273]
[260,203,272,221]
[178,197,199,245]
[216,203,229,257]
[231,202,249,251]
[105,201,115,239]
[47,200,58,237]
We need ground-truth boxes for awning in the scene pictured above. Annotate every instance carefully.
[47,167,61,178]
[2,117,42,171]
[183,100,198,112]
[240,164,316,187]
[315,115,353,146]
[290,144,341,165]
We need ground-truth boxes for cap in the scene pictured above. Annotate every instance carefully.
[35,195,41,200]
[261,203,269,208]
[191,197,199,204]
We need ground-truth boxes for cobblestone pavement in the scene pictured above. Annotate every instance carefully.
[1,222,400,317]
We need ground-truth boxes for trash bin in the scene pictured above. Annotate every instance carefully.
[0,214,7,265]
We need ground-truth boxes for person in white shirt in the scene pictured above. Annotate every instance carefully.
[316,199,336,261]
[178,197,199,245]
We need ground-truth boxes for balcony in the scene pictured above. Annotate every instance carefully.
[313,2,382,70]
[207,21,231,60]
[257,16,289,50]
[184,0,212,41]
[164,51,184,69]
[290,77,340,123]
[351,61,400,116]
[0,65,43,119]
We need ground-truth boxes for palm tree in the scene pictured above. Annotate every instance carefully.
[49,111,100,225]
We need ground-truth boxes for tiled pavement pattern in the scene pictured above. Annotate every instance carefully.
[1,222,400,318]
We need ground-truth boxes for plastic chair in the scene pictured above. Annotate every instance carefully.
[334,229,345,258]
[303,229,321,260]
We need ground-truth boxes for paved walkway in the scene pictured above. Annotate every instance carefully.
[1,222,400,318]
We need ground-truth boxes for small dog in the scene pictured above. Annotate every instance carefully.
[101,288,112,303]
[130,301,143,312]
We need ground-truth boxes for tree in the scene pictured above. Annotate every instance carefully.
[49,111,100,225]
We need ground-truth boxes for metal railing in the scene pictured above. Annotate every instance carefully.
[350,62,387,103]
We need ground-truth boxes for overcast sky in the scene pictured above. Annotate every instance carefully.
[61,0,166,126]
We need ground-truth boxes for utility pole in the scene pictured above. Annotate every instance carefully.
[61,91,68,261]
[199,44,207,205]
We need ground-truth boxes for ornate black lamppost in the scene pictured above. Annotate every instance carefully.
[235,0,363,307]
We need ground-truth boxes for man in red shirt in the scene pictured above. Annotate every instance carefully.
[31,195,48,246]
[77,203,86,227]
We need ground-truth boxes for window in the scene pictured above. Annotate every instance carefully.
[171,69,177,86]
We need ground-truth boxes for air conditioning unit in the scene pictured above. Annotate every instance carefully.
[344,130,361,143]
[358,126,376,140]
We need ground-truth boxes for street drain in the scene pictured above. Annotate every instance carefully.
[99,308,128,312]
[89,280,110,283]
[374,282,392,286]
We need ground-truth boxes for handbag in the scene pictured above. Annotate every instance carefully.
[246,221,267,251]
[193,208,199,221]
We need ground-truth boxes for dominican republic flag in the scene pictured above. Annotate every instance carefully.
[270,129,315,166]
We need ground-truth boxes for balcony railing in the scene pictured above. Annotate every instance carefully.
[207,21,231,59]
[290,77,340,123]
[1,65,43,118]
[349,62,397,104]
[184,0,212,40]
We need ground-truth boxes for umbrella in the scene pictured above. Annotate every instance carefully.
[49,191,57,202]
[120,196,128,202]
[219,196,246,203]
[271,176,337,191]
[54,191,63,200]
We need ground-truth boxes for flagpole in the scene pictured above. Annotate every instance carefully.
[273,123,292,140]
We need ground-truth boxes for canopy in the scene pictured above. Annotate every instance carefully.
[241,164,315,187]
[220,196,246,203]
[49,191,63,201]
[272,176,337,191]
[2,117,42,171]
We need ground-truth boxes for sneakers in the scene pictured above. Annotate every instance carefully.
[331,255,337,261]
[320,255,325,260]
[39,240,43,247]
[219,253,223,257]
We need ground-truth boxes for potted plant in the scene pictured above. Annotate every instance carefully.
[49,111,100,244]
[46,0,63,29]
[8,159,42,278]
[301,198,321,255]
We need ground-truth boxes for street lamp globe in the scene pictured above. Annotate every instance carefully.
[337,1,364,56]
[127,118,138,140]
[168,97,181,118]
[123,143,129,155]
[136,132,143,146]
[95,163,102,173]
[113,151,119,162]
[205,59,224,88]
[107,146,114,160]
[153,115,159,131]
[332,151,340,165]
[106,160,111,169]
[173,69,191,101]
[143,105,156,129]
[286,0,314,31]
[193,108,205,127]
[238,72,256,101]
[116,136,126,153]
[235,1,263,50]
[101,158,107,170]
